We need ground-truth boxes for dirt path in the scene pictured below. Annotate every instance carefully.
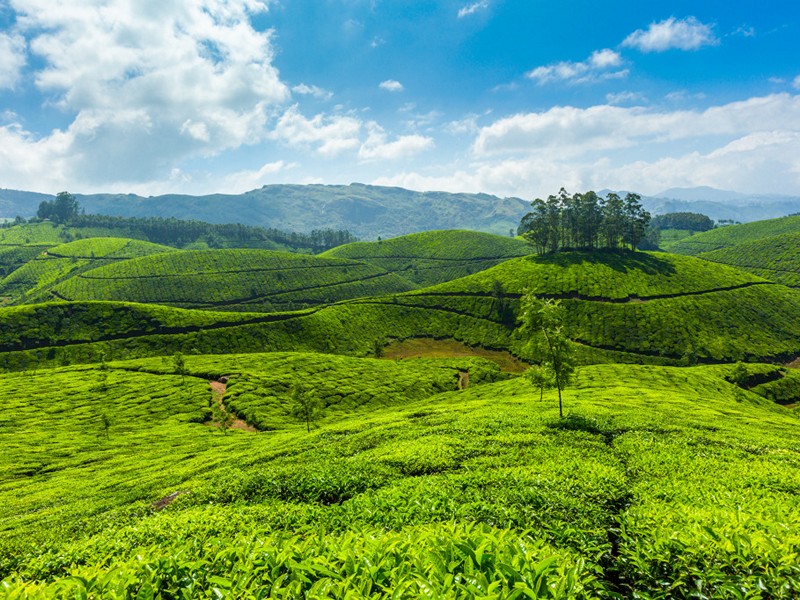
[208,380,256,432]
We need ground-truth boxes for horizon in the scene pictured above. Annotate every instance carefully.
[1,1,799,198]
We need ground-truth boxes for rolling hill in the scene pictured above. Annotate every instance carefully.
[0,184,530,240]
[695,231,800,288]
[0,354,798,596]
[321,229,533,286]
[2,250,800,372]
[0,237,176,302]
[669,214,800,255]
[43,248,416,311]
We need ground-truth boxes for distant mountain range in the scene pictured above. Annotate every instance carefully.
[2,184,799,239]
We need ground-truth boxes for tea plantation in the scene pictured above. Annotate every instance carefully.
[1,225,799,597]
[43,249,416,311]
[697,231,800,288]
[669,214,800,255]
[322,230,532,286]
[0,355,798,597]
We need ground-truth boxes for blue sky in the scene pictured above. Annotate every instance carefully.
[0,0,798,199]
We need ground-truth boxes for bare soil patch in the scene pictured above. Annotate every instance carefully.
[208,379,257,432]
[786,357,800,369]
[383,338,529,373]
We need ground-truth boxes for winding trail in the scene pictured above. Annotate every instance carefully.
[209,379,256,432]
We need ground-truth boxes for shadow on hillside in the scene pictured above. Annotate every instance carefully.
[528,250,677,276]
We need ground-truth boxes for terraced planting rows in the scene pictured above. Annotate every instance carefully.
[322,229,532,285]
[48,248,416,311]
[1,357,798,597]
[697,231,800,288]
[670,214,800,255]
[2,247,800,371]
[0,238,175,302]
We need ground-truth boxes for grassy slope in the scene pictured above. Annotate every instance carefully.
[47,248,416,311]
[697,231,800,288]
[669,214,800,255]
[0,237,176,302]
[2,251,800,370]
[0,356,798,597]
[321,229,532,285]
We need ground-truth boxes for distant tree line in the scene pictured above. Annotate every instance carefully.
[30,192,357,252]
[649,212,714,232]
[517,189,653,254]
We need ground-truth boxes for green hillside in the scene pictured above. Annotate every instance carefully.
[669,214,800,255]
[45,248,416,311]
[1,356,798,597]
[322,229,532,285]
[0,237,176,302]
[2,251,800,371]
[0,222,67,246]
[0,245,43,281]
[696,231,800,288]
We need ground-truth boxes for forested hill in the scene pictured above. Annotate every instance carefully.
[0,184,529,240]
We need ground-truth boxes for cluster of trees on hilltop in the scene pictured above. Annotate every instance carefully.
[31,192,357,252]
[650,212,714,232]
[517,189,652,254]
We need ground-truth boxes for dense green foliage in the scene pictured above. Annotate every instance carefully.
[518,190,651,254]
[649,212,714,232]
[1,356,798,597]
[47,249,416,311]
[322,229,531,285]
[0,237,175,302]
[697,231,800,288]
[66,213,358,252]
[36,191,80,224]
[670,214,800,255]
[0,245,43,280]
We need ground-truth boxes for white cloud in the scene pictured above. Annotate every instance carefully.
[606,91,647,105]
[526,49,626,84]
[270,106,361,157]
[0,32,26,89]
[2,0,288,186]
[793,75,800,90]
[358,123,434,161]
[375,93,800,199]
[379,79,404,92]
[458,1,489,18]
[623,17,718,52]
[473,94,800,158]
[292,83,333,100]
[222,159,297,192]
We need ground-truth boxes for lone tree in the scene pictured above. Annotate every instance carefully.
[290,384,322,433]
[517,289,575,418]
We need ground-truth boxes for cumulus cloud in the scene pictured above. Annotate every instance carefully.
[270,106,362,157]
[0,32,26,89]
[1,0,289,187]
[473,94,800,157]
[292,83,333,100]
[458,1,489,18]
[622,17,718,52]
[526,49,626,84]
[793,75,800,90]
[375,93,800,198]
[358,123,434,161]
[379,79,404,92]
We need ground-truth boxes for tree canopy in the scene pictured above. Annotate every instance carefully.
[650,212,714,232]
[517,189,651,254]
[37,191,81,224]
